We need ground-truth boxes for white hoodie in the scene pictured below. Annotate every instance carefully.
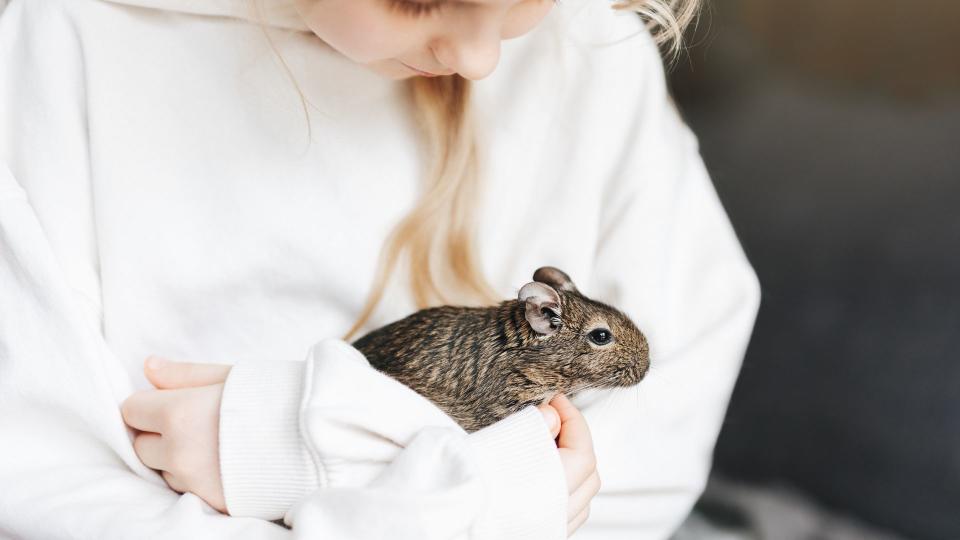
[0,0,760,539]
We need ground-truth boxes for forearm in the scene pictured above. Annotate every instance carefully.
[0,171,287,539]
[219,339,567,539]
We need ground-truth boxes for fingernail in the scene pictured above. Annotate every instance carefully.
[146,356,165,370]
[541,407,559,431]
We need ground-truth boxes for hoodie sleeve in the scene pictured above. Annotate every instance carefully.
[569,24,761,540]
[0,3,289,538]
[218,340,568,540]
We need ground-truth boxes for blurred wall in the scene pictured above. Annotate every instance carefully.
[669,2,960,539]
[737,0,960,97]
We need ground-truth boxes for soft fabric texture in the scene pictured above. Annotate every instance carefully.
[218,339,565,538]
[0,0,760,538]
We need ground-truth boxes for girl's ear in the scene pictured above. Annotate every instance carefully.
[533,266,578,293]
[519,281,563,335]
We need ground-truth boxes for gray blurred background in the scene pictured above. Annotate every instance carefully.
[667,1,960,539]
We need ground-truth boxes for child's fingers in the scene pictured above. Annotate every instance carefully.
[551,394,598,493]
[550,394,593,452]
[537,403,561,439]
[161,471,187,494]
[567,504,591,537]
[121,388,175,433]
[144,356,232,389]
[567,470,600,522]
[132,432,167,471]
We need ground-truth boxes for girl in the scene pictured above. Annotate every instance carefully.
[0,0,759,538]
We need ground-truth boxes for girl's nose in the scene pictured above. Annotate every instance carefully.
[434,22,502,81]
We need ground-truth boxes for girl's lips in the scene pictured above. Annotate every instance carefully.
[401,61,444,77]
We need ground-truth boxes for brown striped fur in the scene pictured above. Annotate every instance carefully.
[353,267,649,432]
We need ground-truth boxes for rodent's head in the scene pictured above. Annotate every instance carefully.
[515,267,650,394]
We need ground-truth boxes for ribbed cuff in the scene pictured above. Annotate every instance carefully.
[466,406,567,540]
[219,360,320,520]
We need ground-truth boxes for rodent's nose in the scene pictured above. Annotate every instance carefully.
[635,356,650,382]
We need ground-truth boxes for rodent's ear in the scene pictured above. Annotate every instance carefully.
[532,266,578,293]
[518,282,563,335]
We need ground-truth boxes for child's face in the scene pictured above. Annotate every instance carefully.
[294,0,555,81]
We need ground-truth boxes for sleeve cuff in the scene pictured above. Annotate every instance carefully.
[219,360,320,520]
[466,406,568,540]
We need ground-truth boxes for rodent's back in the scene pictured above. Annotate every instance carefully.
[355,305,498,380]
[354,301,548,431]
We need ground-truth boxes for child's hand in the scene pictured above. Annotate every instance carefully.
[538,394,601,537]
[121,357,231,513]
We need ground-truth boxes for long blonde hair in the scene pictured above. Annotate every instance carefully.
[345,0,702,339]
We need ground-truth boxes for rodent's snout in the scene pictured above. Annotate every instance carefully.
[637,355,650,381]
[620,348,651,386]
[626,355,650,385]
[605,354,650,388]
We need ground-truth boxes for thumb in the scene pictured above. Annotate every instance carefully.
[537,403,561,439]
[144,356,232,389]
[549,394,592,452]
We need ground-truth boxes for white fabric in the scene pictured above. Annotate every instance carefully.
[0,0,760,539]
[217,340,566,538]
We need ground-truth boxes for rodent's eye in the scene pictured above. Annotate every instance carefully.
[588,328,613,345]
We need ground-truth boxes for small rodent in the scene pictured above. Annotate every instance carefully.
[353,266,650,432]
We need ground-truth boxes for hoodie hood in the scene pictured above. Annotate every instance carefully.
[102,0,310,31]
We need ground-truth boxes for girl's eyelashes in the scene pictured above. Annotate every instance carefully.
[387,0,445,17]
[387,0,560,18]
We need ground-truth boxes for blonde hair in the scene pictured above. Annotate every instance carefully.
[344,0,702,338]
[614,0,702,58]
